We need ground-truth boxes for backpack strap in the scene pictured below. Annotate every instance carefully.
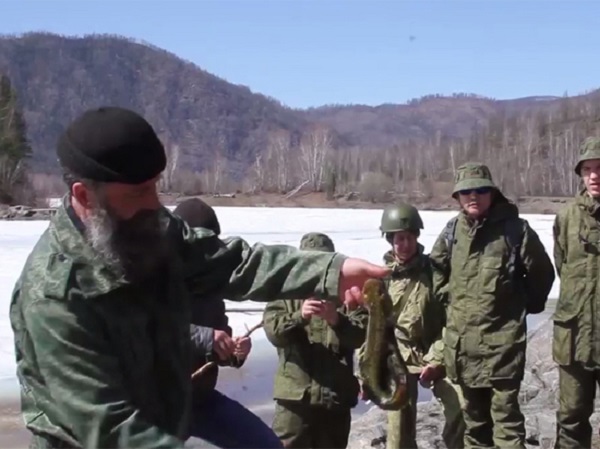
[504,218,525,280]
[421,256,433,283]
[443,217,459,262]
[443,215,524,282]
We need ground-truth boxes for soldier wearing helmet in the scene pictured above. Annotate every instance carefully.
[553,137,600,448]
[358,203,465,449]
[430,163,555,449]
[263,232,368,448]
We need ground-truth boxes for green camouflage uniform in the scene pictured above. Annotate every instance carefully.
[263,233,368,449]
[10,198,347,449]
[553,137,600,448]
[359,203,465,449]
[429,164,556,449]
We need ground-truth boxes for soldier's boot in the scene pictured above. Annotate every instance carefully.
[461,386,494,448]
[386,373,419,449]
[555,363,598,449]
[432,376,466,449]
[489,379,526,449]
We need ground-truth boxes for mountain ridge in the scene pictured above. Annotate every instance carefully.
[0,31,599,182]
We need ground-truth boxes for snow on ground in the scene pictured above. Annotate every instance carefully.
[0,206,559,397]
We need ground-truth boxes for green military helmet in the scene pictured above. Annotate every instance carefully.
[299,232,335,252]
[575,137,600,176]
[452,162,497,198]
[379,203,424,235]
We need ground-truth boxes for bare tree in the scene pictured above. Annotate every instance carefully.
[298,125,333,192]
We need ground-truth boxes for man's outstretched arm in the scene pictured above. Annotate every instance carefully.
[177,221,389,307]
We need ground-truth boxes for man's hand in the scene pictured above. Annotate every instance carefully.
[213,329,235,361]
[233,336,252,360]
[301,299,324,320]
[419,364,445,387]
[315,300,339,326]
[338,258,391,309]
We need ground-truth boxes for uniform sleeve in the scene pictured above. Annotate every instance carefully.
[553,213,565,277]
[23,297,184,448]
[176,221,346,304]
[213,299,233,336]
[189,324,214,361]
[262,300,308,347]
[421,289,446,366]
[330,305,368,349]
[429,230,451,306]
[423,332,445,366]
[520,220,556,315]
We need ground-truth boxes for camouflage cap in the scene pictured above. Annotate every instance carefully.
[575,137,600,175]
[299,232,335,252]
[452,162,497,197]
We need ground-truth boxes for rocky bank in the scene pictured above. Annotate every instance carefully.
[348,318,600,449]
[0,204,55,220]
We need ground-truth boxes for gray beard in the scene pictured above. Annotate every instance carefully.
[83,203,170,283]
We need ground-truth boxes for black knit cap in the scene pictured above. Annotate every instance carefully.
[173,198,221,235]
[57,106,167,184]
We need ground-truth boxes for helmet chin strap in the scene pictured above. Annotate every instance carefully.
[393,246,418,264]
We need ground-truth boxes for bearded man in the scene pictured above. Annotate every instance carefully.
[9,106,387,449]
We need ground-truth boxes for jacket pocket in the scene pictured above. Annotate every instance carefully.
[479,255,504,294]
[442,328,460,381]
[273,347,309,401]
[482,330,526,380]
[556,258,587,322]
[552,319,575,366]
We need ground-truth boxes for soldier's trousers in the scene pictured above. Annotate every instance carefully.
[386,373,465,449]
[271,400,351,448]
[555,363,600,449]
[461,379,525,449]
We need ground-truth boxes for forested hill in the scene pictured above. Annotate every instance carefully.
[0,32,309,176]
[1,32,600,198]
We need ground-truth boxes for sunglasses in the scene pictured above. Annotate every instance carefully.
[458,187,492,196]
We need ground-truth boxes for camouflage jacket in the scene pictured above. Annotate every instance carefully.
[383,246,445,374]
[553,189,600,369]
[9,196,346,448]
[263,299,367,409]
[430,199,555,387]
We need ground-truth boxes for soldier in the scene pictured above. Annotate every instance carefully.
[9,106,389,448]
[553,137,600,448]
[429,162,555,449]
[173,198,282,448]
[263,232,368,449]
[363,203,465,449]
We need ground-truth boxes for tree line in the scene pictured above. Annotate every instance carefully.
[157,92,600,201]
[0,73,32,204]
[16,81,600,205]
